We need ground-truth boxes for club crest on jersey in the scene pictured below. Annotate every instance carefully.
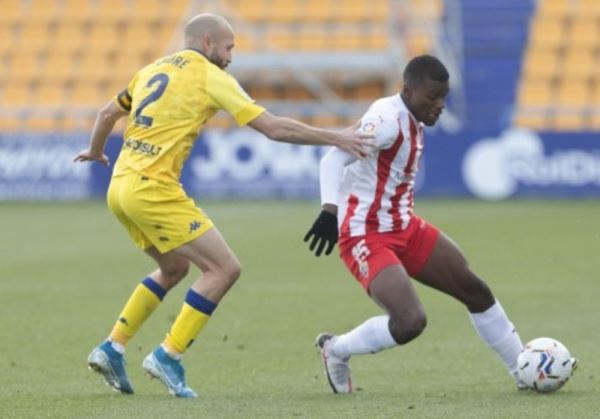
[360,122,376,134]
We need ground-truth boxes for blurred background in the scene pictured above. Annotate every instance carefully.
[0,0,599,200]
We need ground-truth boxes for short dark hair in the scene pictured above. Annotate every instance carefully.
[403,55,449,87]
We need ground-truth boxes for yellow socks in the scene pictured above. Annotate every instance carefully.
[109,277,166,345]
[163,289,217,354]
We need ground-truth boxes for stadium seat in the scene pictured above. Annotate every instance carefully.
[33,83,68,108]
[2,84,33,107]
[517,0,600,131]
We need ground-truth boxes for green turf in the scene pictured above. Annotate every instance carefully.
[1,199,599,418]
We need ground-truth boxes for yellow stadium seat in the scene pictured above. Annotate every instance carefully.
[513,111,548,130]
[6,54,43,84]
[550,112,586,131]
[297,30,328,51]
[528,18,566,51]
[517,81,554,107]
[522,48,561,81]
[50,23,86,55]
[0,115,23,131]
[76,53,113,84]
[569,19,599,48]
[15,25,53,54]
[96,0,132,23]
[34,84,68,108]
[562,49,596,81]
[24,115,63,131]
[0,26,17,57]
[26,0,61,24]
[580,0,600,15]
[557,81,589,107]
[71,84,104,107]
[43,52,77,84]
[61,0,95,24]
[538,0,571,18]
[130,0,164,23]
[87,24,121,55]
[0,1,25,26]
[410,0,444,19]
[369,31,390,50]
[2,84,33,107]
[409,33,434,55]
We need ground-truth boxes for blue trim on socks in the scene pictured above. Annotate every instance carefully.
[185,289,217,315]
[142,277,166,301]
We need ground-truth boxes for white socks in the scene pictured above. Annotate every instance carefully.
[110,340,125,354]
[469,300,523,374]
[326,301,523,376]
[328,315,398,359]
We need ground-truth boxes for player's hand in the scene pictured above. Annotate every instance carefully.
[73,149,110,166]
[336,127,375,159]
[304,210,338,257]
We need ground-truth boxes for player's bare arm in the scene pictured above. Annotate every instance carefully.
[248,111,375,159]
[73,101,129,166]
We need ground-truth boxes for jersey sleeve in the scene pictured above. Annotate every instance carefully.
[113,73,139,112]
[357,110,399,150]
[206,68,266,126]
[320,147,357,206]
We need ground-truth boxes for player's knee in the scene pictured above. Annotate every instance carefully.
[463,274,495,312]
[389,313,427,344]
[223,258,242,283]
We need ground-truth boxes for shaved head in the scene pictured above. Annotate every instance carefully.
[184,13,233,42]
[183,13,235,69]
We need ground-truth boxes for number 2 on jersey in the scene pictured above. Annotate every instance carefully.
[134,73,169,127]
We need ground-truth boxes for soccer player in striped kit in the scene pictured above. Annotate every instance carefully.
[304,55,527,393]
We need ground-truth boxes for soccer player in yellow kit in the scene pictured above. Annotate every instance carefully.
[74,13,373,398]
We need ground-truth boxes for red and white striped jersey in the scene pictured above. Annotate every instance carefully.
[337,94,424,237]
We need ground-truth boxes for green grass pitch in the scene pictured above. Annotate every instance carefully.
[1,199,599,418]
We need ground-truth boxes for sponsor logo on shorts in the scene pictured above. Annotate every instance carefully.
[159,236,169,242]
[189,220,202,233]
[352,239,371,278]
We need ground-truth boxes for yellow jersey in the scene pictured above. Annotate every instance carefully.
[112,48,265,183]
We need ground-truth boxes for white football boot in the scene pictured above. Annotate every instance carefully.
[315,333,352,394]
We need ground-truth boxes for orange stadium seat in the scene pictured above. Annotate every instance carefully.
[517,81,554,107]
[530,18,566,51]
[538,0,571,18]
[557,81,589,107]
[568,19,599,48]
[95,0,132,24]
[130,0,165,24]
[516,0,600,131]
[2,84,33,107]
[71,83,104,107]
[562,49,596,82]
[26,0,61,24]
[43,52,78,84]
[61,0,95,24]
[33,83,68,108]
[0,1,25,26]
[50,23,86,55]
[6,53,43,85]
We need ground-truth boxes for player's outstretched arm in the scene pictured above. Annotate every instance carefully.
[248,111,375,159]
[73,101,129,166]
[304,148,357,256]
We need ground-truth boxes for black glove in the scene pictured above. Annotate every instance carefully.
[304,210,338,257]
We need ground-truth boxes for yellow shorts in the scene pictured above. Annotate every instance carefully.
[107,173,213,253]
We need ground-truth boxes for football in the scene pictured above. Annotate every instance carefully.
[517,337,576,393]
